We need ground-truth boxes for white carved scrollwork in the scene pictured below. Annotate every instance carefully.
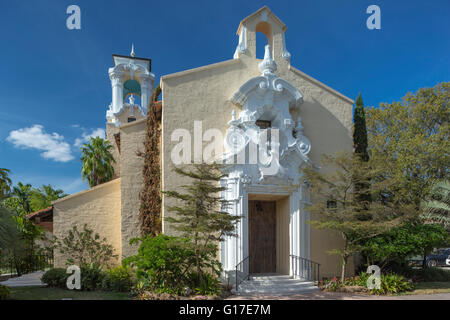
[226,44,313,187]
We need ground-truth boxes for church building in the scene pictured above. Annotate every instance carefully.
[52,7,355,288]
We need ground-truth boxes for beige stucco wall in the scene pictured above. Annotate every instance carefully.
[106,107,145,179]
[160,10,354,278]
[118,118,146,259]
[52,178,121,267]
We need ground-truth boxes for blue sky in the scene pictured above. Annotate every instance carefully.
[0,0,448,195]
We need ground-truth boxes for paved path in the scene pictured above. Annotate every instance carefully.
[228,291,450,300]
[0,271,46,287]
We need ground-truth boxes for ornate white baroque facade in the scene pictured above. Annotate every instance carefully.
[221,43,313,279]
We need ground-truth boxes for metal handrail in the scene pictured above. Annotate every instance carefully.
[235,256,250,291]
[290,255,320,283]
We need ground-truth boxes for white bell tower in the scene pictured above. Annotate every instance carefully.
[106,45,155,125]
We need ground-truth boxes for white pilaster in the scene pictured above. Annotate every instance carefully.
[140,75,153,115]
[110,72,123,114]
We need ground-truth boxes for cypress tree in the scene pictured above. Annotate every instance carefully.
[353,93,369,162]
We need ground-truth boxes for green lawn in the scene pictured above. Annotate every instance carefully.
[403,282,450,295]
[8,286,131,300]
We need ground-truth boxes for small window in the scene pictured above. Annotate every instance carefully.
[327,200,337,209]
[128,117,136,123]
[256,120,271,129]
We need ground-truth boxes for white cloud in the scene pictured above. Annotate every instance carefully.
[74,128,106,148]
[7,125,74,162]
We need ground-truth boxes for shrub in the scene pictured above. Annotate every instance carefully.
[0,285,10,300]
[102,266,135,292]
[80,265,105,291]
[376,273,414,295]
[42,268,69,288]
[188,272,222,296]
[320,277,344,292]
[124,235,195,295]
[409,267,450,282]
[54,224,117,268]
[321,272,414,295]
[356,272,413,295]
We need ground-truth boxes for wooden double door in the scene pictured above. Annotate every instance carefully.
[248,200,276,274]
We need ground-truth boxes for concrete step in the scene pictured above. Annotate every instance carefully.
[236,274,318,296]
[238,285,318,295]
[248,278,313,285]
[250,274,292,281]
[241,280,315,286]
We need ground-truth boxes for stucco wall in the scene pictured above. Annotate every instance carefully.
[52,179,121,267]
[106,107,145,179]
[118,118,146,259]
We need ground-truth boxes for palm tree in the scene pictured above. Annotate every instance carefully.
[421,180,450,230]
[12,182,33,214]
[30,184,67,211]
[81,137,115,187]
[0,168,12,201]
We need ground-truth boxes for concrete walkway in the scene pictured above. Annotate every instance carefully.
[0,271,46,287]
[228,291,450,300]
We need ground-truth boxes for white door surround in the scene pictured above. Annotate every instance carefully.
[220,45,312,283]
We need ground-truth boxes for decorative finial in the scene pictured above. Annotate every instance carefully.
[258,45,277,75]
[130,44,136,57]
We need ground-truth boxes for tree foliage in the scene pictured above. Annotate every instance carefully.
[421,180,450,230]
[0,168,12,201]
[360,222,448,269]
[81,137,115,188]
[30,184,67,212]
[11,182,33,214]
[304,151,411,281]
[353,93,369,161]
[164,164,240,282]
[366,82,449,206]
[53,224,117,268]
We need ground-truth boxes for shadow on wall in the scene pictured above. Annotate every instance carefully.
[293,97,352,164]
[294,97,354,279]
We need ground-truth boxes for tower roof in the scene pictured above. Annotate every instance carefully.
[236,6,287,35]
[112,45,152,72]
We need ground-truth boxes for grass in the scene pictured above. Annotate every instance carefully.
[399,282,450,296]
[8,286,131,300]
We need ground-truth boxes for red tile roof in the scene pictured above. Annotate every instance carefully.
[26,206,52,220]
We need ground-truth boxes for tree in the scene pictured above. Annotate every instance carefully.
[353,94,371,207]
[353,93,369,161]
[421,180,450,231]
[0,168,12,201]
[304,151,411,281]
[164,164,240,282]
[11,182,33,214]
[139,85,162,236]
[0,197,43,276]
[30,184,67,212]
[360,222,448,269]
[366,82,449,207]
[81,137,115,188]
[0,206,21,252]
